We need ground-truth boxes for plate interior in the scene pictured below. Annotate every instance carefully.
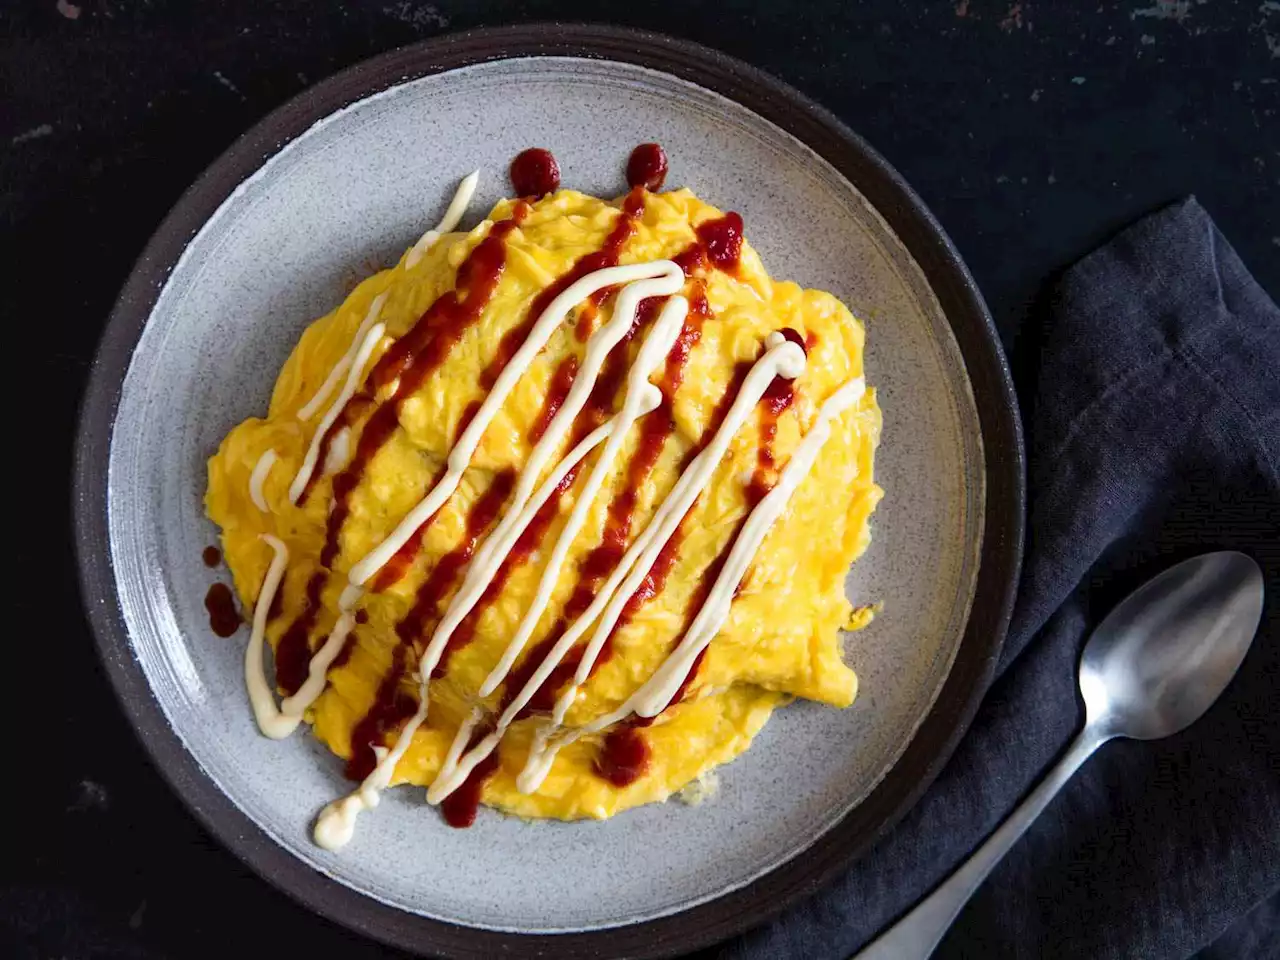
[107,56,984,932]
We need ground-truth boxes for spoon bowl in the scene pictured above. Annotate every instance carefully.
[1079,551,1265,741]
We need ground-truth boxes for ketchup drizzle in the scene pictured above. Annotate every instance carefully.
[699,212,744,272]
[345,643,417,781]
[779,327,807,351]
[329,632,358,672]
[302,212,521,523]
[581,292,653,421]
[278,214,525,743]
[345,471,515,781]
[601,502,743,797]
[202,545,222,567]
[748,328,804,505]
[397,470,515,652]
[674,212,746,276]
[311,212,524,591]
[345,192,653,801]
[275,571,325,696]
[439,722,501,828]
[421,464,587,819]
[529,355,579,445]
[582,357,752,676]
[748,381,796,506]
[369,477,446,593]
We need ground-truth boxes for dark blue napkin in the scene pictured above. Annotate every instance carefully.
[718,199,1280,959]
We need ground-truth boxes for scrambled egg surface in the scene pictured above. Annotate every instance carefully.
[207,188,882,821]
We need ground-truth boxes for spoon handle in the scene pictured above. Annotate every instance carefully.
[853,727,1109,960]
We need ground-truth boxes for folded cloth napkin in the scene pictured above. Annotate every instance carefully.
[712,198,1280,960]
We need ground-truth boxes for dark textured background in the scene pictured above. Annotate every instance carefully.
[4,0,1277,957]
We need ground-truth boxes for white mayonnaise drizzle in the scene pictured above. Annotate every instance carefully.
[249,448,277,512]
[429,333,808,802]
[340,260,687,605]
[405,171,480,270]
[322,426,351,476]
[297,292,389,422]
[243,534,299,739]
[314,744,395,851]
[518,374,867,793]
[288,321,386,504]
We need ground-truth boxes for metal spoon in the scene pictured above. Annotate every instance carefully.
[855,550,1265,960]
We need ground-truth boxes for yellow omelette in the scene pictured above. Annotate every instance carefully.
[206,185,882,824]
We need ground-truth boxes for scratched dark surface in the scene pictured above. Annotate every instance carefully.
[3,1,1278,958]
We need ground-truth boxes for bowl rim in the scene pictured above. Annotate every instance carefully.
[72,22,1025,959]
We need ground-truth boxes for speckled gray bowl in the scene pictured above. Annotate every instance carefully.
[74,25,1022,960]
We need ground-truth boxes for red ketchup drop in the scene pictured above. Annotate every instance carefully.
[204,583,242,637]
[594,725,650,787]
[510,148,561,197]
[699,211,744,271]
[202,545,221,567]
[626,142,668,191]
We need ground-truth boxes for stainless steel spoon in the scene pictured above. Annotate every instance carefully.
[855,550,1265,960]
